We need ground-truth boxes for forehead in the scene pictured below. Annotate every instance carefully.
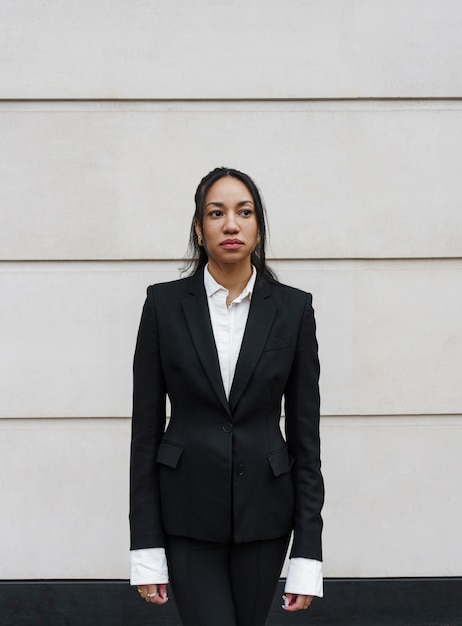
[205,176,253,201]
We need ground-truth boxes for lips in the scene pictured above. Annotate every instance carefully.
[220,239,243,250]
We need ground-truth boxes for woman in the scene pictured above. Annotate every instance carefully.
[130,167,324,626]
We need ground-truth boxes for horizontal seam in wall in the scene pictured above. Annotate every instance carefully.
[2,96,462,102]
[2,98,462,113]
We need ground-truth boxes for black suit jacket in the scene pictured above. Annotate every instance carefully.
[129,270,324,561]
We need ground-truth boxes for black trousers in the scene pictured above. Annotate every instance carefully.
[165,534,290,626]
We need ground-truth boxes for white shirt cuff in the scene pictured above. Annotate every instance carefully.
[284,558,323,597]
[130,547,169,585]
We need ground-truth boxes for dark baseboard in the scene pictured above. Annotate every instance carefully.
[1,578,461,626]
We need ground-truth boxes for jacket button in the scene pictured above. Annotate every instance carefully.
[222,423,233,433]
[237,464,245,476]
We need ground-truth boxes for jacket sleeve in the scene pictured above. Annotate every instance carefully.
[129,286,167,550]
[284,293,324,562]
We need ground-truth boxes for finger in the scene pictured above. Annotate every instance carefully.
[282,593,312,612]
[137,585,149,602]
[150,583,169,605]
[156,583,169,603]
[281,593,298,611]
[137,584,157,603]
[146,584,159,603]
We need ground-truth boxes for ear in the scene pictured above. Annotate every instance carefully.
[194,219,202,239]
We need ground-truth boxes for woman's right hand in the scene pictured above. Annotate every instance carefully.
[137,583,168,604]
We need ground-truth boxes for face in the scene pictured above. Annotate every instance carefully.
[196,176,259,271]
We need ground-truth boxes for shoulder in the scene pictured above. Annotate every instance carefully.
[143,275,196,309]
[147,276,191,296]
[265,278,313,306]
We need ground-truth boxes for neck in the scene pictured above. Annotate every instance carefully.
[207,260,253,293]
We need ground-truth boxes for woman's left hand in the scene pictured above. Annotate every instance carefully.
[137,583,168,604]
[282,593,313,611]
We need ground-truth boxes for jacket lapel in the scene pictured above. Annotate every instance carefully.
[229,278,275,413]
[182,271,231,415]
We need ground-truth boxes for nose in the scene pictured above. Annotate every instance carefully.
[223,212,239,233]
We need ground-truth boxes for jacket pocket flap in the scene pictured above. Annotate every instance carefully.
[263,336,291,352]
[267,448,295,477]
[156,441,184,468]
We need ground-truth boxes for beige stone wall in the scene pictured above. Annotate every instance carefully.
[1,1,461,579]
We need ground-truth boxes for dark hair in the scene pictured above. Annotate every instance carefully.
[183,167,276,281]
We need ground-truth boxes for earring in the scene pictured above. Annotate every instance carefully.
[198,234,203,246]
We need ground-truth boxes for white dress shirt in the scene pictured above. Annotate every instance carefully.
[130,266,323,596]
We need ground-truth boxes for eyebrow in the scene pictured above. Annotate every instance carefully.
[205,200,255,208]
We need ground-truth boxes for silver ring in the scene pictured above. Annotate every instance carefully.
[147,592,158,598]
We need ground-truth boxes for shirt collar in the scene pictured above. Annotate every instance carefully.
[204,264,257,301]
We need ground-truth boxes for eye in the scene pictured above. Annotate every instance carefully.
[208,209,223,218]
[239,208,253,217]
